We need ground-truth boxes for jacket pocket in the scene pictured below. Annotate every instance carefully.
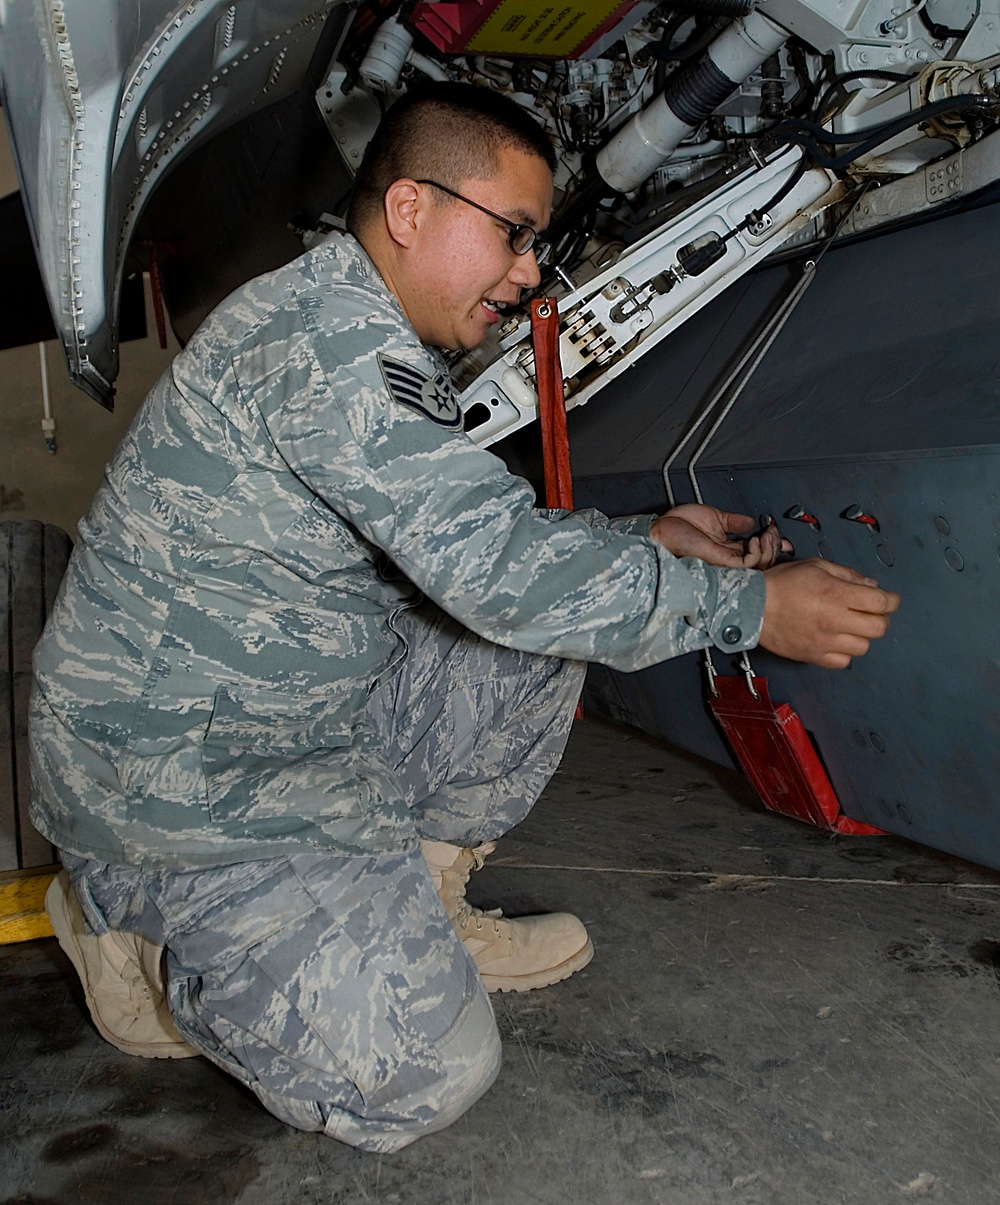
[202,684,368,823]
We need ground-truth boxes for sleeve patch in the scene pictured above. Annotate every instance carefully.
[379,355,462,428]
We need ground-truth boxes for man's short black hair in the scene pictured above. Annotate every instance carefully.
[347,81,556,236]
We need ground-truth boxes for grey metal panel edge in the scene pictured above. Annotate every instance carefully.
[0,0,343,406]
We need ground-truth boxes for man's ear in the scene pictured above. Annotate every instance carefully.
[383,179,422,249]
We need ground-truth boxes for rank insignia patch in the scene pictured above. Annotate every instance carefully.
[379,355,462,428]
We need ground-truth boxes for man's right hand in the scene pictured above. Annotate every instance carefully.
[759,559,900,669]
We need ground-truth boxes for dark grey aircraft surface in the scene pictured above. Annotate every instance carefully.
[2,0,999,867]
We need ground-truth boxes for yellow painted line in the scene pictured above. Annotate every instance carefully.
[0,866,57,945]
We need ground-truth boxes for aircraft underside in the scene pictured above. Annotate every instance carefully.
[1,0,998,866]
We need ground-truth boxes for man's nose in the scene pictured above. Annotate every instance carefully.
[509,248,542,290]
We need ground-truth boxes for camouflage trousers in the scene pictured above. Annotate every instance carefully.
[61,602,585,1152]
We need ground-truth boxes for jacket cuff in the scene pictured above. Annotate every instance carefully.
[690,564,766,653]
[537,507,656,537]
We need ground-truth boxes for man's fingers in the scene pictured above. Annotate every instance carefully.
[651,515,757,566]
[817,651,854,670]
[877,587,901,614]
[794,558,901,614]
[712,546,753,567]
[720,511,756,535]
[835,633,873,658]
[843,580,906,616]
[817,632,875,668]
[743,534,778,570]
[846,611,891,641]
[745,523,792,570]
[759,559,899,667]
[802,557,877,587]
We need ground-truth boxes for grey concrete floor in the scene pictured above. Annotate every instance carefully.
[3,715,1000,1205]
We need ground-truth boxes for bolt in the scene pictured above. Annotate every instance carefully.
[786,505,820,529]
[842,505,880,531]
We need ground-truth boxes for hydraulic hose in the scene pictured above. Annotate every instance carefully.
[765,93,996,169]
[814,69,912,120]
[596,11,788,193]
[672,0,754,14]
[637,18,727,65]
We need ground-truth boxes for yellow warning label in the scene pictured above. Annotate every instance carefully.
[467,2,625,57]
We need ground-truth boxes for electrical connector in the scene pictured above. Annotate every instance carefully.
[676,234,728,277]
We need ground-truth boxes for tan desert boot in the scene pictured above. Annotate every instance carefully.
[45,870,198,1059]
[421,840,593,992]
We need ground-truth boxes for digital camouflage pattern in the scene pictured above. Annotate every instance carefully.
[58,608,584,1151]
[30,232,764,869]
[62,845,503,1152]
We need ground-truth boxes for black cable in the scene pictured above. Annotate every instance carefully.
[699,155,810,255]
[670,0,754,14]
[768,93,995,149]
[919,0,979,41]
[777,94,996,169]
[744,155,809,225]
[815,69,913,121]
[786,41,824,118]
[636,17,727,65]
[647,10,691,56]
[540,214,594,284]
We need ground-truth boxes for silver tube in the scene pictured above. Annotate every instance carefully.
[596,11,788,192]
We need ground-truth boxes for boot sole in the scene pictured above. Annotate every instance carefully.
[45,873,198,1059]
[480,935,594,993]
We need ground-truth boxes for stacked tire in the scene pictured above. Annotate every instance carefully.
[1,521,71,871]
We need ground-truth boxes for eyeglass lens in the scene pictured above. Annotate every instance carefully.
[509,227,552,266]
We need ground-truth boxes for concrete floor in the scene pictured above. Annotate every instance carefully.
[3,716,1000,1204]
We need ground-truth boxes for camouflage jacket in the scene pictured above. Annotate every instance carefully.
[29,233,764,868]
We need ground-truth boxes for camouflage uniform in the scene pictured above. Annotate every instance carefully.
[29,233,764,1148]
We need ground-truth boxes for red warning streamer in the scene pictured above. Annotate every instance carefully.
[531,296,583,718]
[530,298,574,510]
[709,672,886,835]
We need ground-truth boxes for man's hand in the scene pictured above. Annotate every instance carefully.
[650,504,792,570]
[760,559,900,669]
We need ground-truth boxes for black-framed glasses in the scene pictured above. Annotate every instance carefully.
[415,180,552,265]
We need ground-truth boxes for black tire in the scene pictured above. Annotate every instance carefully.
[1,520,72,870]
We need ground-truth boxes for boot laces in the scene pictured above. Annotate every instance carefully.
[458,902,505,936]
[469,840,496,871]
[445,842,507,937]
[108,933,161,1018]
[121,961,156,1014]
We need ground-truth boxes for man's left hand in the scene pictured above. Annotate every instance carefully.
[649,505,792,570]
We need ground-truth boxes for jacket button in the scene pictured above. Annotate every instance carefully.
[721,625,742,645]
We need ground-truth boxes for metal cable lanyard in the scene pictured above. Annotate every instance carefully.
[689,259,817,701]
[662,184,875,697]
[662,188,885,834]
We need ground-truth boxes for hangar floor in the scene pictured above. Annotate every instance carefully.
[3,715,1000,1205]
